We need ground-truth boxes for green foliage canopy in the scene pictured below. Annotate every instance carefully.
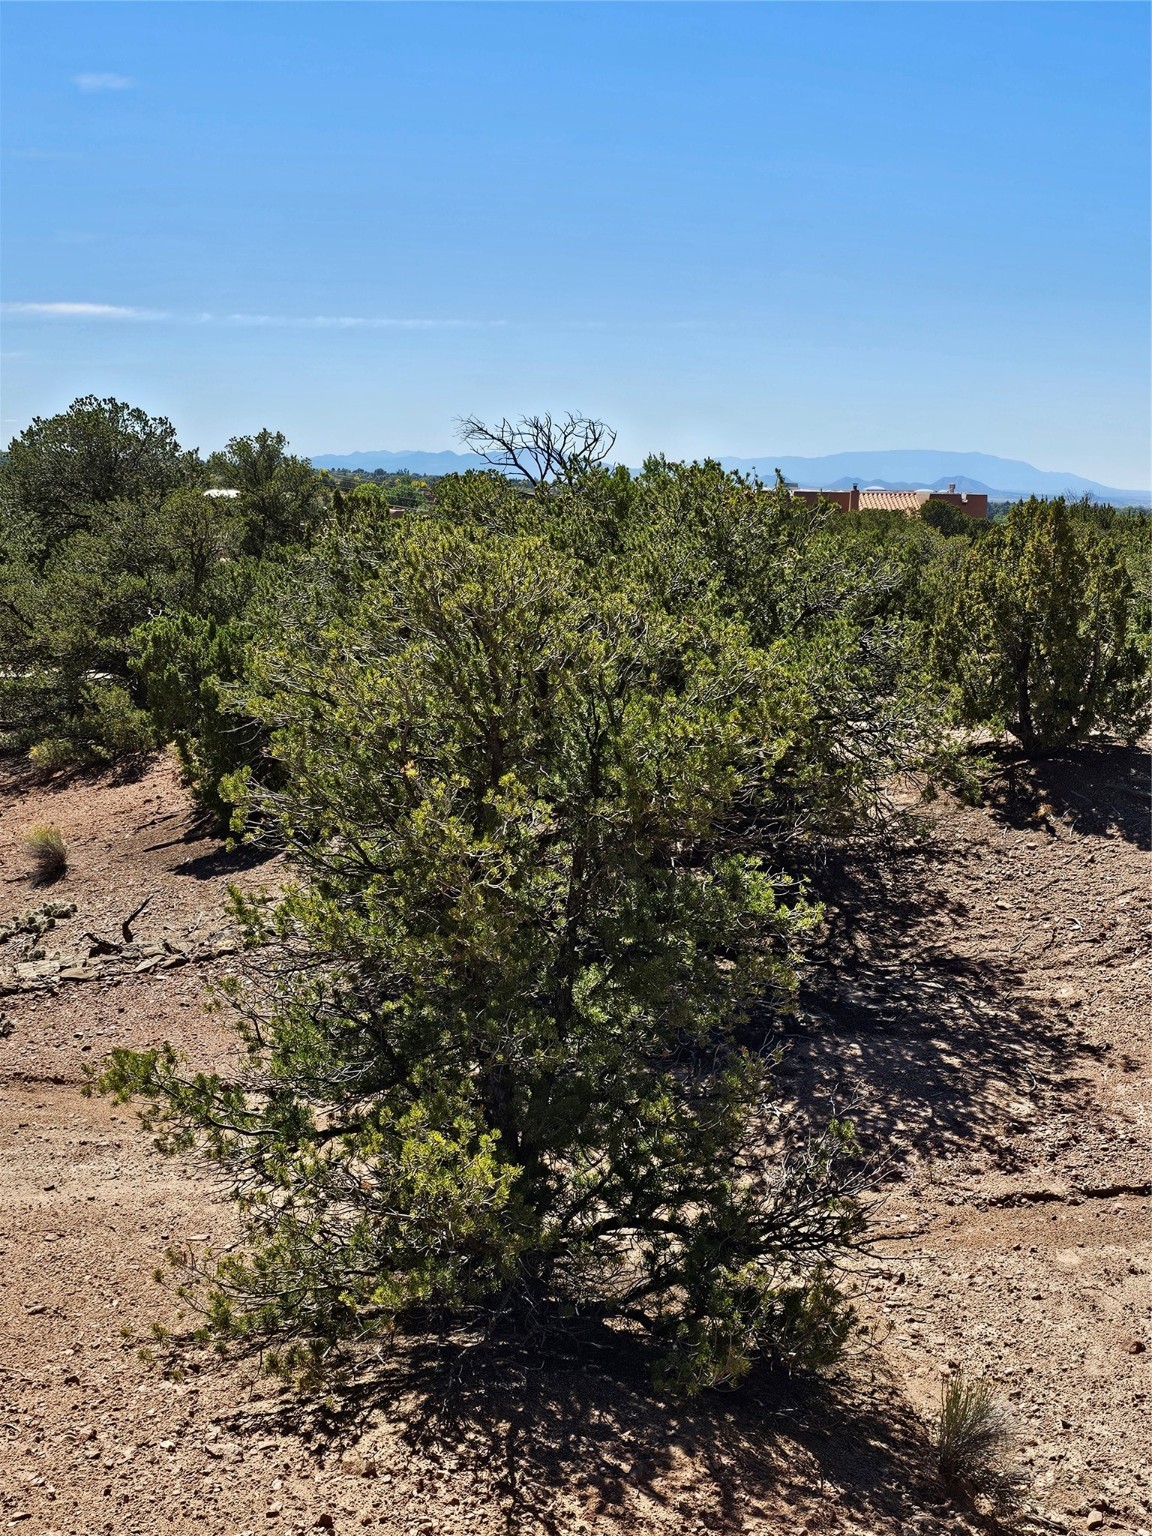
[0,402,325,774]
[929,496,1149,751]
[0,486,253,757]
[131,610,261,821]
[101,515,868,1390]
[1,395,197,561]
[206,429,325,554]
[920,497,984,539]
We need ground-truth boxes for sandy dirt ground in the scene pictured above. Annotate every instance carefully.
[0,748,1147,1536]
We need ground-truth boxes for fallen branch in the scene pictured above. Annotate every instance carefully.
[122,896,152,943]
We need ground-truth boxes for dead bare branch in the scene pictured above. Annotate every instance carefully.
[457,412,617,488]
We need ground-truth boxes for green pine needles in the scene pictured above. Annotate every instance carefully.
[930,496,1149,753]
[98,512,871,1392]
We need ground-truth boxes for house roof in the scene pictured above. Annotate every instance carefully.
[857,489,933,513]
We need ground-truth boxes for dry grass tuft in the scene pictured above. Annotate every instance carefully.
[25,823,68,884]
[935,1371,1016,1500]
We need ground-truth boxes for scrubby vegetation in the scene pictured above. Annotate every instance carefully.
[0,400,316,777]
[4,398,1146,1392]
[930,496,1148,752]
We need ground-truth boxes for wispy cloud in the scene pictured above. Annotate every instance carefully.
[7,148,84,162]
[2,301,162,319]
[1,302,502,329]
[73,73,134,92]
[214,312,502,330]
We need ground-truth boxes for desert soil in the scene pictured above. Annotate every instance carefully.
[0,747,1147,1536]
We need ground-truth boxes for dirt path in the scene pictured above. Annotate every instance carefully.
[0,749,1147,1536]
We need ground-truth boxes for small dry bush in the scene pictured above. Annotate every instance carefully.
[28,737,85,775]
[25,824,68,884]
[935,1371,1014,1498]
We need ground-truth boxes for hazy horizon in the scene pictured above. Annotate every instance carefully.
[304,441,1150,490]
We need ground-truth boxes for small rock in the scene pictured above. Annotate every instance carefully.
[1124,1338,1146,1355]
[1085,1515,1104,1531]
[341,1450,377,1478]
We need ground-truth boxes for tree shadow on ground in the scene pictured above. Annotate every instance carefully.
[0,747,156,798]
[134,809,280,880]
[171,832,279,881]
[982,744,1150,852]
[395,1332,935,1534]
[780,810,1104,1170]
[233,1324,982,1535]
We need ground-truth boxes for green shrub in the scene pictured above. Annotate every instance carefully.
[0,493,237,760]
[920,497,983,538]
[100,517,869,1390]
[85,682,157,759]
[205,429,325,554]
[27,737,85,775]
[1,395,196,560]
[21,684,153,771]
[22,684,153,770]
[0,400,264,767]
[132,612,257,823]
[930,496,1149,752]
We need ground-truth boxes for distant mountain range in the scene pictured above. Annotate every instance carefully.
[308,447,1151,504]
[311,449,490,476]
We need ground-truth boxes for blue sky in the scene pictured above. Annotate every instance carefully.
[2,2,1149,485]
